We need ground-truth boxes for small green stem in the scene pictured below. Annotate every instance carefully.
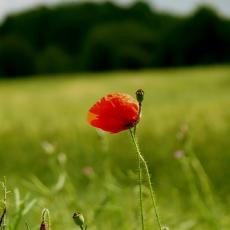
[1,178,7,230]
[134,103,142,137]
[130,129,162,230]
[25,222,31,230]
[0,208,6,228]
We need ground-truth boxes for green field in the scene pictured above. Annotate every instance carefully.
[0,66,230,229]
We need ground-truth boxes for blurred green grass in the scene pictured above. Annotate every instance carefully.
[0,65,230,229]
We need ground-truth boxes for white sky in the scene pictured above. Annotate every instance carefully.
[0,0,229,22]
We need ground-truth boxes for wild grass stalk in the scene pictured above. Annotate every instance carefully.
[186,141,216,210]
[177,124,220,229]
[185,142,220,229]
[25,222,31,230]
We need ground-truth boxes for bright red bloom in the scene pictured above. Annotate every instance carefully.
[88,93,140,133]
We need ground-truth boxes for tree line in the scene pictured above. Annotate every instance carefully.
[0,1,229,77]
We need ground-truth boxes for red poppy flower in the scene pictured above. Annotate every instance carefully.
[88,93,140,133]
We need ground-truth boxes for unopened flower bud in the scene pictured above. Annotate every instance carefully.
[136,89,144,103]
[40,208,50,230]
[40,221,48,230]
[73,212,84,227]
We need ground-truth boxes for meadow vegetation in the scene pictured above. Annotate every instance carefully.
[0,66,230,229]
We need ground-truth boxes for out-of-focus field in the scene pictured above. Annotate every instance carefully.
[0,66,230,229]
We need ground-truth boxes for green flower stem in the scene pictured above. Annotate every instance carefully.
[130,129,162,230]
[129,129,144,230]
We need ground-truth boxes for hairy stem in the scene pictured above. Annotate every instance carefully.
[130,129,162,230]
[129,129,145,230]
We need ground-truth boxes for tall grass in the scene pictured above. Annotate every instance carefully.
[0,66,229,229]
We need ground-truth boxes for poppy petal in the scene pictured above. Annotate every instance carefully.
[88,93,139,133]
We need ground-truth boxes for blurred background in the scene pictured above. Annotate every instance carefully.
[0,0,229,77]
[0,1,230,229]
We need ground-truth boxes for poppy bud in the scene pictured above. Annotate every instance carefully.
[40,221,47,230]
[73,212,85,227]
[40,208,50,230]
[136,89,144,103]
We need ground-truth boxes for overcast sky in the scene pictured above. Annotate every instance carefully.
[0,0,229,22]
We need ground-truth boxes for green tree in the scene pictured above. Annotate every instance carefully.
[0,36,35,77]
[36,46,72,74]
[80,21,155,71]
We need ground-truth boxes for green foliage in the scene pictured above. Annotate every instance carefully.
[36,46,72,74]
[80,21,155,71]
[0,36,35,77]
[0,2,229,77]
[156,7,230,66]
[0,66,229,228]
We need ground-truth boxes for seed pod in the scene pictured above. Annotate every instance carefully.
[136,89,144,103]
[73,212,84,227]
